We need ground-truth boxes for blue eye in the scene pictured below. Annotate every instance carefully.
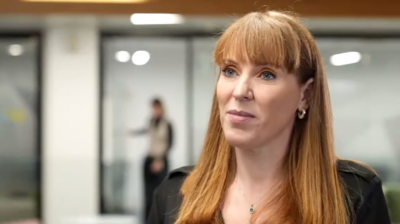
[261,71,276,80]
[222,68,237,77]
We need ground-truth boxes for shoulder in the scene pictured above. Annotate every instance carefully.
[337,160,384,208]
[155,165,194,200]
[167,165,193,182]
[162,118,173,128]
[148,166,193,223]
[161,117,172,124]
[337,159,378,188]
[151,166,193,223]
[337,160,391,223]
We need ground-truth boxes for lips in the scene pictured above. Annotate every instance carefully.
[227,110,256,118]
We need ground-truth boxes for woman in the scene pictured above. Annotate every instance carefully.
[129,98,173,221]
[147,11,391,224]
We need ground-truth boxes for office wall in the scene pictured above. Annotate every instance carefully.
[42,17,99,224]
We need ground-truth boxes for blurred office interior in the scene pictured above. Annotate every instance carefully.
[1,0,400,224]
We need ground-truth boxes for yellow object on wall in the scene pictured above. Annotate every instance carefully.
[0,109,27,123]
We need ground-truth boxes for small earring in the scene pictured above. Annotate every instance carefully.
[298,109,306,119]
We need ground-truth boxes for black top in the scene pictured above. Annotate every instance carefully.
[147,160,392,224]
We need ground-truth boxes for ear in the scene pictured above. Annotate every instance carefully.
[298,78,314,111]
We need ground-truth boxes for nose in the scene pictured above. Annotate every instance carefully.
[232,75,253,101]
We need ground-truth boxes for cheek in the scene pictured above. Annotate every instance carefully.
[216,80,232,107]
[257,87,300,121]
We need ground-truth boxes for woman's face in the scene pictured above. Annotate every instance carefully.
[216,58,313,150]
[152,105,163,119]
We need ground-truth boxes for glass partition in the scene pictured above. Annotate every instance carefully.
[316,38,400,182]
[101,36,189,222]
[191,37,219,161]
[0,35,40,223]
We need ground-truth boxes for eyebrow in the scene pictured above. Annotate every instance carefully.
[223,59,239,65]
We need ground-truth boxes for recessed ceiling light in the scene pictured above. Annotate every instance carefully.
[8,44,24,56]
[115,51,130,63]
[130,13,184,25]
[132,51,150,65]
[330,51,362,66]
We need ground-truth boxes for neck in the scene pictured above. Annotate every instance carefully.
[234,125,292,192]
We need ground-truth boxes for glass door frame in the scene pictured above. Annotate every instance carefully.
[0,31,43,221]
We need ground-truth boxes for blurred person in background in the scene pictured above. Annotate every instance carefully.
[129,98,174,221]
[146,10,391,224]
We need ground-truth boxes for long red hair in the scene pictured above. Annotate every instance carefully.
[175,10,352,224]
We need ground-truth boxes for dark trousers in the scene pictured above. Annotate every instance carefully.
[143,155,169,221]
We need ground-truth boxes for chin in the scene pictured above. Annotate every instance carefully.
[223,128,254,149]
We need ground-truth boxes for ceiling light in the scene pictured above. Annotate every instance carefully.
[21,0,147,3]
[115,51,130,63]
[132,51,150,66]
[8,44,24,56]
[130,13,184,25]
[330,51,362,66]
